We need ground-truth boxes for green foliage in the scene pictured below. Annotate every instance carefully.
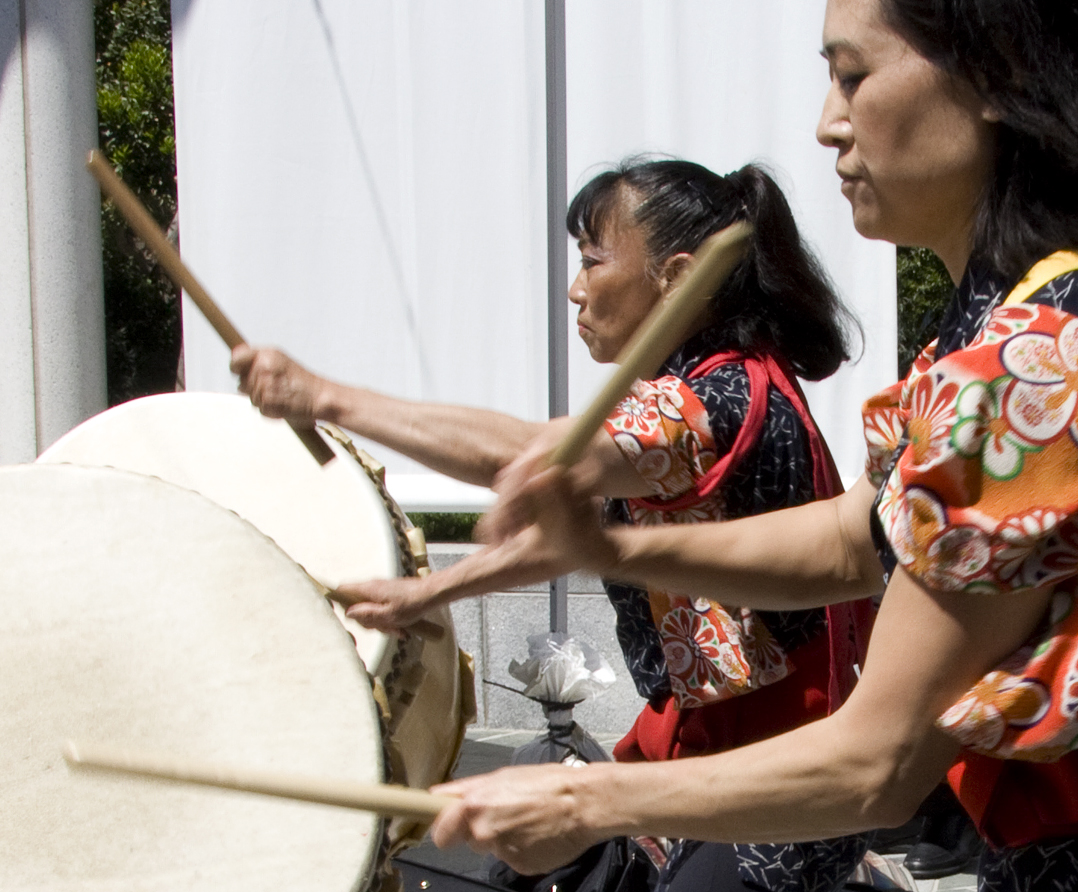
[94,0,181,405]
[409,512,482,543]
[896,246,954,378]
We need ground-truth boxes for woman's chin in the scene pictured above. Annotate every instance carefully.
[849,208,893,244]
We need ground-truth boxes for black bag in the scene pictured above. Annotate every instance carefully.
[487,836,657,892]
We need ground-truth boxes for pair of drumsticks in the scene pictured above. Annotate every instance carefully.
[73,151,751,820]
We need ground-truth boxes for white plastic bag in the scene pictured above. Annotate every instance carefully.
[507,632,616,704]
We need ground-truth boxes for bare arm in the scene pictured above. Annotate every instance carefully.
[338,460,882,631]
[335,515,587,632]
[478,466,885,611]
[599,472,886,608]
[231,345,653,495]
[429,568,1052,874]
[231,345,543,486]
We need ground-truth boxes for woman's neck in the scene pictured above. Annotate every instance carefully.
[930,218,976,285]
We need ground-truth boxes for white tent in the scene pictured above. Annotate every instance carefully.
[170,0,896,509]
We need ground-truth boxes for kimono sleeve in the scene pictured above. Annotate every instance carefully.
[603,375,719,499]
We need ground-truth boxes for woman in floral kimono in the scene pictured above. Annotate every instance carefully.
[423,0,1078,890]
[234,157,872,889]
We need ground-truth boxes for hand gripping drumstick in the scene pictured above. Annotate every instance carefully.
[549,221,752,467]
[86,150,336,467]
[64,740,453,822]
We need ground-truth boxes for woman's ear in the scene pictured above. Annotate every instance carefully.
[658,253,694,296]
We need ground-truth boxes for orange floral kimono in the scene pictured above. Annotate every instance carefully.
[862,252,1078,846]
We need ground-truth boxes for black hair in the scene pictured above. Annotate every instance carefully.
[881,0,1078,283]
[567,157,860,380]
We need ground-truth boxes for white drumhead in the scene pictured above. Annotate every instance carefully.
[38,393,401,675]
[0,464,383,892]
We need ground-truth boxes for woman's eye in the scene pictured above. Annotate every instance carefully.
[581,256,599,270]
[836,70,866,94]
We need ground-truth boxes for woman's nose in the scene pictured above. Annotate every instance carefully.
[816,81,853,149]
[568,269,586,305]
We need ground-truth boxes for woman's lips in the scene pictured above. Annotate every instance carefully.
[838,173,860,199]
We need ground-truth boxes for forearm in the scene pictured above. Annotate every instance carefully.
[337,528,568,631]
[422,536,564,606]
[316,382,543,487]
[601,474,885,610]
[434,569,1056,874]
[570,711,956,844]
[572,565,1054,844]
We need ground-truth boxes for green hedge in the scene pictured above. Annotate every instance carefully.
[409,512,482,544]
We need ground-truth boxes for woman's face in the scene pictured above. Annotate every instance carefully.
[817,0,998,277]
[569,192,664,364]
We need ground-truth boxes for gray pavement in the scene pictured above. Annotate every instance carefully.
[402,728,980,892]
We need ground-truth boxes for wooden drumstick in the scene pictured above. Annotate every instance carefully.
[549,221,752,467]
[86,150,336,467]
[63,740,452,822]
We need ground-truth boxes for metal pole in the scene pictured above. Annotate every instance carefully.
[545,0,569,635]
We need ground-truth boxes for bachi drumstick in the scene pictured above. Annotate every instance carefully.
[64,740,452,822]
[86,149,336,467]
[549,221,752,467]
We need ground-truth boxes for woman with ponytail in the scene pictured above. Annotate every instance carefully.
[561,159,875,891]
[234,158,870,889]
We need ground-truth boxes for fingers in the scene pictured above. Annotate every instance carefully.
[428,790,478,852]
[229,344,255,377]
[228,346,320,423]
[426,768,597,876]
[478,453,557,544]
[428,776,518,858]
[479,464,615,580]
[333,578,429,635]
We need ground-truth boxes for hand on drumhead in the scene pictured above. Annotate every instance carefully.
[334,577,435,636]
[230,345,324,426]
[429,764,602,876]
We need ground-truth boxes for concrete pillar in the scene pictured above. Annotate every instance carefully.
[0,0,105,463]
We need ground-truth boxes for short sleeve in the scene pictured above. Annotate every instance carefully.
[862,342,937,486]
[883,278,1078,762]
[604,375,718,499]
[876,302,1078,596]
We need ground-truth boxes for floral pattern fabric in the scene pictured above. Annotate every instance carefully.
[862,259,1078,762]
[606,376,718,504]
[604,329,825,708]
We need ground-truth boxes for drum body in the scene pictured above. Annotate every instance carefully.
[38,393,473,819]
[0,464,383,892]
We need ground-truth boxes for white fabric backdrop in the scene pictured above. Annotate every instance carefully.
[170,0,895,509]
